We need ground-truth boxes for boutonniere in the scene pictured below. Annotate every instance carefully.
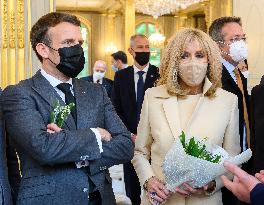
[50,99,75,128]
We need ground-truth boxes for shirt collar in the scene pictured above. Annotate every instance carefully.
[222,58,236,73]
[133,63,149,74]
[40,68,73,88]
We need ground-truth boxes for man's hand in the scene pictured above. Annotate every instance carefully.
[47,123,62,133]
[221,161,261,203]
[97,128,112,141]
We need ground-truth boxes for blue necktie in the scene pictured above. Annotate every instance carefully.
[136,71,145,124]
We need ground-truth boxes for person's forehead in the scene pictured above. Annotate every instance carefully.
[48,22,81,40]
[95,62,106,69]
[183,38,204,51]
[221,22,244,36]
[134,36,149,45]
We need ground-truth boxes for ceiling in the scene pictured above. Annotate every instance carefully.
[56,0,123,12]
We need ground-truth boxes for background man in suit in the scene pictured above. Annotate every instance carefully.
[81,60,113,97]
[111,34,159,205]
[111,51,128,72]
[251,84,264,174]
[209,16,250,205]
[1,12,134,205]
[0,88,21,205]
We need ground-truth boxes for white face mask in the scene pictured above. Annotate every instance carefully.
[229,40,248,62]
[178,61,208,87]
[93,71,105,80]
[241,70,249,79]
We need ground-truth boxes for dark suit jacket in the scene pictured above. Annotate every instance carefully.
[0,90,12,205]
[111,64,159,134]
[250,183,264,205]
[0,89,20,205]
[251,84,264,173]
[1,70,134,205]
[81,75,113,98]
[260,75,264,85]
[221,65,250,150]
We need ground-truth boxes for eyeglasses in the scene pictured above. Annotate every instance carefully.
[229,37,247,43]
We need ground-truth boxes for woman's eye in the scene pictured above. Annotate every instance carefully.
[196,54,205,58]
[181,53,189,59]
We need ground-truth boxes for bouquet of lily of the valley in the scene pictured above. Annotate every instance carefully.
[50,99,75,128]
[163,132,252,191]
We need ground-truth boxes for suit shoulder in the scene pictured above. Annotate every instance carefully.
[215,88,238,103]
[145,85,168,98]
[104,78,113,84]
[80,75,93,82]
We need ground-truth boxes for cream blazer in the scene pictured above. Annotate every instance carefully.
[132,78,241,205]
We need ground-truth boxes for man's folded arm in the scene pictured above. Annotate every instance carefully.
[2,85,101,166]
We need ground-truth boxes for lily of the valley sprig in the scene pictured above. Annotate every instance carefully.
[50,100,75,128]
[179,131,222,163]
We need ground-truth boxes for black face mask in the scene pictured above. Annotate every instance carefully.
[47,44,85,78]
[134,51,150,66]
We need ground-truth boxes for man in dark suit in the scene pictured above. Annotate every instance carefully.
[111,34,159,205]
[0,89,21,205]
[251,84,264,174]
[81,60,113,98]
[209,16,250,205]
[1,12,134,205]
[0,89,12,205]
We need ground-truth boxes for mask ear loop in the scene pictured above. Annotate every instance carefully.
[41,42,59,66]
[218,41,231,56]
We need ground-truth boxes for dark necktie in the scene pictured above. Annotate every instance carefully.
[136,71,145,124]
[57,83,77,124]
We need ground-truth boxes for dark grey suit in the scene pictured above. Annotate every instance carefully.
[0,90,12,205]
[1,70,134,205]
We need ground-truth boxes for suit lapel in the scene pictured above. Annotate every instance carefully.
[222,66,240,92]
[144,65,157,91]
[31,70,76,130]
[163,97,182,140]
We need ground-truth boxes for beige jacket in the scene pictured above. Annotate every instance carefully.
[132,78,241,205]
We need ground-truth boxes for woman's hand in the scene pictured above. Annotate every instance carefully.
[175,182,203,197]
[146,177,171,204]
[175,181,215,197]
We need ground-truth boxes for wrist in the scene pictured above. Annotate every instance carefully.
[143,176,155,191]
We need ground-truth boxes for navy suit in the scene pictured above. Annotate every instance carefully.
[250,183,264,205]
[81,75,113,98]
[1,71,133,205]
[0,90,12,205]
[111,64,159,205]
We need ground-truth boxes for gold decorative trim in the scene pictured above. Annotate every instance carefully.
[17,0,24,48]
[1,0,8,48]
[27,0,32,77]
[50,0,54,12]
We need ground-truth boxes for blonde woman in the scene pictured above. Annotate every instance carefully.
[132,28,241,205]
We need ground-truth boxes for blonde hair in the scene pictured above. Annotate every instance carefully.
[158,28,222,98]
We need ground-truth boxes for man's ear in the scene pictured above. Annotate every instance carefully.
[128,47,133,56]
[36,43,50,59]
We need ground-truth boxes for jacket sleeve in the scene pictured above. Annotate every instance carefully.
[89,87,134,175]
[250,183,264,205]
[2,85,102,166]
[132,90,155,186]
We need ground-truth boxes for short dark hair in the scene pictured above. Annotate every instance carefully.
[30,12,81,62]
[111,51,128,64]
[209,16,242,42]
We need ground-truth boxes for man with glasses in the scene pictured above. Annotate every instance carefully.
[209,17,251,205]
